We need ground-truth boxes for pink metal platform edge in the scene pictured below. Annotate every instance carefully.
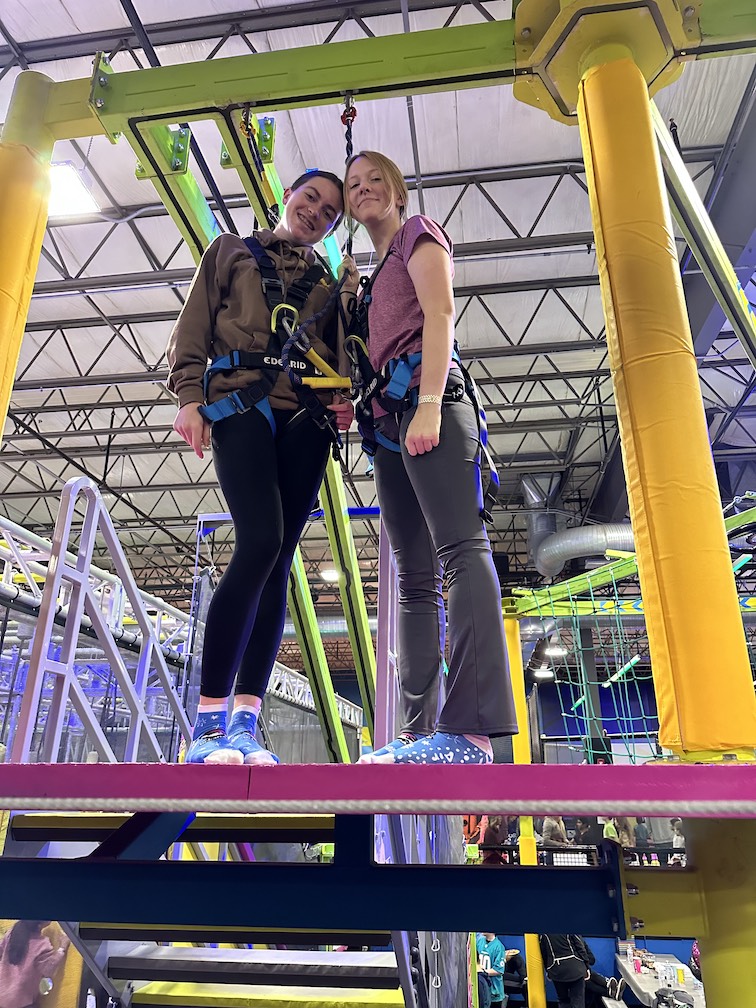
[0,762,755,816]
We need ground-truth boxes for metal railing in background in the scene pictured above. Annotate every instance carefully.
[5,477,192,763]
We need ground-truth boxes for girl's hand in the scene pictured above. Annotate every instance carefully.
[174,402,211,459]
[338,255,360,293]
[329,394,355,431]
[405,402,441,456]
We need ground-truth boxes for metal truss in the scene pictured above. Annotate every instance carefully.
[268,661,362,726]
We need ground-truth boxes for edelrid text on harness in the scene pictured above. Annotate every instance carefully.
[199,236,342,455]
[345,258,500,522]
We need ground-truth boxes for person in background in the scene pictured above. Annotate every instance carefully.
[634,816,653,865]
[670,818,686,865]
[688,939,701,982]
[482,815,509,866]
[539,934,625,1008]
[0,920,70,1008]
[541,814,570,847]
[477,932,508,1008]
[503,948,529,1003]
[602,817,620,843]
[615,817,634,850]
[539,933,588,1008]
[573,817,603,847]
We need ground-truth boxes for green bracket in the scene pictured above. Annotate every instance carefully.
[125,121,220,264]
[214,112,278,229]
[287,550,351,764]
[87,53,120,144]
[258,116,275,163]
[135,125,190,179]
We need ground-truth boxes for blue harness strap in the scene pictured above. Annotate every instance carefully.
[199,389,276,435]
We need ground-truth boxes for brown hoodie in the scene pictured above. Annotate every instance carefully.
[167,230,347,412]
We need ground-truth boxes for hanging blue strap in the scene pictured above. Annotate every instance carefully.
[382,352,423,402]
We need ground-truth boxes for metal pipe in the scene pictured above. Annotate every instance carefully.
[535,523,634,578]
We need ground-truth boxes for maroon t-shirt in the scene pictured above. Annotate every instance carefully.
[364,215,454,414]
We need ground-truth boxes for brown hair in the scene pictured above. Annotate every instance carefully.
[288,169,344,229]
[344,150,409,233]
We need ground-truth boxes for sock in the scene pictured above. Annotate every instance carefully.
[229,708,258,735]
[399,731,418,744]
[233,703,261,716]
[192,706,227,741]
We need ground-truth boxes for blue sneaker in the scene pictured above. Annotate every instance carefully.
[392,732,492,765]
[185,727,243,765]
[227,710,279,766]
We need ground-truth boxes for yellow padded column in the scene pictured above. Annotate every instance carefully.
[0,71,53,439]
[576,56,756,758]
[505,619,547,1008]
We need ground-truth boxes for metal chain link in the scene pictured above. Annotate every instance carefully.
[341,94,357,255]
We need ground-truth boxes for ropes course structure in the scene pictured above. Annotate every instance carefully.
[2,2,756,1005]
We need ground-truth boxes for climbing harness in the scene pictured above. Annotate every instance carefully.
[344,252,500,522]
[199,236,348,456]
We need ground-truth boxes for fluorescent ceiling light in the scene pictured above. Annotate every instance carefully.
[533,666,554,680]
[48,162,100,218]
[544,644,568,657]
[320,568,340,582]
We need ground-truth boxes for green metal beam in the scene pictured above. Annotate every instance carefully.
[38,8,756,145]
[652,102,756,371]
[320,458,377,741]
[698,0,756,57]
[47,21,518,141]
[286,551,351,763]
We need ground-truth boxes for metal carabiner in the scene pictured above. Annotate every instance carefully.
[271,302,299,337]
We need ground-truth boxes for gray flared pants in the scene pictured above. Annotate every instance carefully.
[374,394,517,737]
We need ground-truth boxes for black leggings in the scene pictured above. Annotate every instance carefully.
[200,406,331,699]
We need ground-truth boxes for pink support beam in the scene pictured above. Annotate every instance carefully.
[0,762,755,817]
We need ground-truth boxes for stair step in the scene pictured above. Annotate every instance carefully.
[80,923,391,947]
[109,947,398,988]
[11,811,335,844]
[130,982,404,1006]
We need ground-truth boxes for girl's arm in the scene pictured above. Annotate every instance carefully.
[168,238,225,459]
[404,235,455,457]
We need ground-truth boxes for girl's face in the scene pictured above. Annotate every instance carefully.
[280,176,343,245]
[346,156,401,225]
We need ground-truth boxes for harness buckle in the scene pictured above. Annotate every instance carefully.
[260,276,284,302]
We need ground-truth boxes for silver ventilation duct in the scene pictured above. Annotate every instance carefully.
[535,523,635,578]
[521,474,561,563]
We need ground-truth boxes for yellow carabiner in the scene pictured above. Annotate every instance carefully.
[270,303,299,334]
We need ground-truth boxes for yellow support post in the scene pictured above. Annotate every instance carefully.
[505,619,547,1008]
[0,71,54,438]
[576,53,756,760]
